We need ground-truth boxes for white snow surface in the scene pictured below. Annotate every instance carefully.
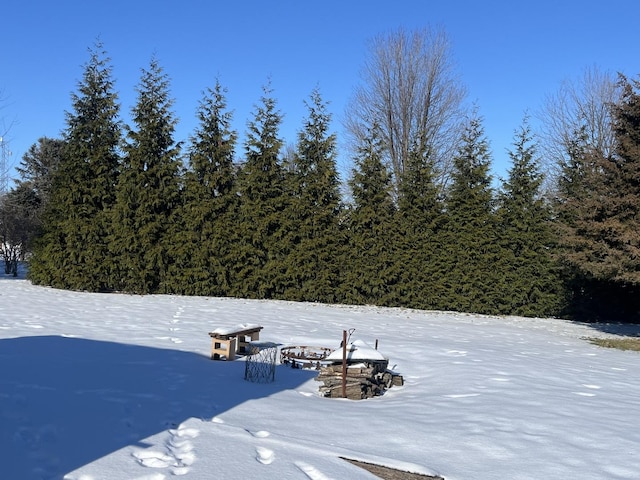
[1,279,640,480]
[325,339,387,362]
[210,323,262,336]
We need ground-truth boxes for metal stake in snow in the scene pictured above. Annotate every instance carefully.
[342,330,347,398]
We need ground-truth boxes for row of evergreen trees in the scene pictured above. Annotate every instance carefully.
[22,45,640,320]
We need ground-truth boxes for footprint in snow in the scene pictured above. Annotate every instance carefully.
[211,416,224,423]
[572,384,600,397]
[294,461,331,480]
[172,307,184,321]
[169,437,195,450]
[572,391,596,397]
[170,466,190,476]
[173,450,196,466]
[133,450,174,468]
[133,425,200,473]
[445,349,467,357]
[169,427,200,439]
[255,446,275,465]
[132,474,166,480]
[247,429,270,438]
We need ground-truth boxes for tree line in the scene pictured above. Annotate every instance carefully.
[2,32,640,321]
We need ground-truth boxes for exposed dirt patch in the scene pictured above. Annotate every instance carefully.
[341,457,444,480]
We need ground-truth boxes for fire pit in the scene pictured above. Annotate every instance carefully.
[279,345,334,370]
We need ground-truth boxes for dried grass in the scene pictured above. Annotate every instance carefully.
[587,337,640,351]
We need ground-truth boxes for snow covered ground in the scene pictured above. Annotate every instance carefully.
[1,275,640,480]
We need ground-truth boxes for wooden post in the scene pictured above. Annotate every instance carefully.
[342,329,347,398]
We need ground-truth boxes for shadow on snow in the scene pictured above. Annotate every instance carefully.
[0,335,315,480]
[0,260,28,280]
[583,322,640,336]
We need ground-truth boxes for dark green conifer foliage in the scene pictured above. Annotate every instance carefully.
[552,128,603,318]
[233,84,287,299]
[29,43,121,291]
[395,144,446,308]
[556,76,640,319]
[12,137,64,262]
[442,114,499,314]
[342,124,397,305]
[281,88,345,302]
[171,81,238,296]
[15,137,65,212]
[496,119,563,316]
[587,76,640,285]
[110,57,182,294]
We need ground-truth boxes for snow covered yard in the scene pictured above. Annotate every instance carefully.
[1,278,639,479]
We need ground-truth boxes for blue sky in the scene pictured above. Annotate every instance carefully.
[2,0,638,184]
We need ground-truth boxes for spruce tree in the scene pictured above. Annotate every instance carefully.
[232,83,287,299]
[171,81,238,296]
[15,137,65,212]
[441,113,499,314]
[12,137,64,256]
[281,88,344,302]
[589,76,640,285]
[496,118,563,316]
[29,43,121,291]
[342,123,398,305]
[110,57,182,294]
[395,144,446,308]
[553,128,602,317]
[555,75,640,319]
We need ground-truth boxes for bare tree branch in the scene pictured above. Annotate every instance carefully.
[537,66,620,195]
[345,26,467,194]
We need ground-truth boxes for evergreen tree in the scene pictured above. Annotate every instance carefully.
[15,137,65,212]
[395,143,446,308]
[281,88,345,302]
[29,43,121,291]
[441,113,499,314]
[11,137,65,258]
[555,75,640,319]
[497,118,564,316]
[170,80,238,296]
[553,127,603,318]
[232,83,287,299]
[110,57,182,294]
[342,123,398,305]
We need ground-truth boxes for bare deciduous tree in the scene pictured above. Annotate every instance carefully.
[0,89,17,195]
[345,26,467,194]
[537,66,620,194]
[0,185,40,276]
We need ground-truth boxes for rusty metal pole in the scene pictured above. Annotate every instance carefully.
[342,329,347,398]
